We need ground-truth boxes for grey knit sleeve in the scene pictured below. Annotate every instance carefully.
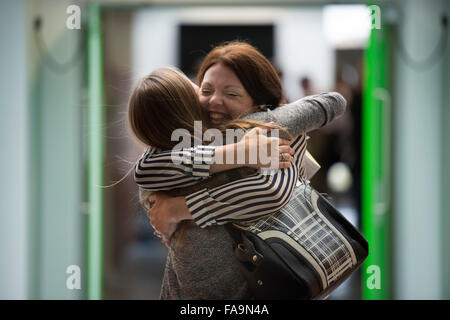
[243,92,347,137]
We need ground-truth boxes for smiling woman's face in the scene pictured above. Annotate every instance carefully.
[198,63,256,127]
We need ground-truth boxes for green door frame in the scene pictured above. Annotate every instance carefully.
[86,2,104,300]
[362,5,393,300]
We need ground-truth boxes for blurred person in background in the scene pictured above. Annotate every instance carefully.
[300,76,319,97]
[305,64,362,213]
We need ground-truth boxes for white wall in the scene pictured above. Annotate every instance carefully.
[132,8,179,82]
[132,6,336,99]
[276,8,335,101]
[0,0,28,299]
[0,0,84,299]
[27,0,84,299]
[443,0,450,297]
[393,0,448,299]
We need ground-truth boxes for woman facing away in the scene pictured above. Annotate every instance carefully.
[128,42,347,299]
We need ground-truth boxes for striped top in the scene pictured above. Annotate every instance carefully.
[135,145,217,190]
[141,92,346,299]
[135,134,306,228]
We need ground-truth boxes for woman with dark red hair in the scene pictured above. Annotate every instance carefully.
[132,42,346,299]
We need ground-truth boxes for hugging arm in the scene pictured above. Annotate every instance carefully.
[135,128,292,191]
[135,145,216,191]
[135,92,346,189]
[166,93,346,227]
[143,134,306,228]
[141,93,345,232]
[243,92,347,137]
[183,134,306,227]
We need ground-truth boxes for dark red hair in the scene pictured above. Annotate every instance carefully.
[196,41,286,109]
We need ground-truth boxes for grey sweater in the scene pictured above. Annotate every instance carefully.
[160,92,346,300]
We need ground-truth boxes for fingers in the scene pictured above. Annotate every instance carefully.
[247,128,291,146]
[147,200,170,247]
[153,226,170,247]
[267,142,294,159]
[278,156,294,168]
[162,237,170,247]
[260,152,294,169]
[279,145,294,156]
[243,126,297,170]
[266,136,290,146]
[150,220,174,248]
[263,121,277,130]
[248,125,274,136]
[278,139,291,146]
[151,221,164,239]
[276,145,295,169]
[247,126,265,136]
[255,139,295,168]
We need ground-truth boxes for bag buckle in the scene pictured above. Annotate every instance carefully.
[236,240,263,266]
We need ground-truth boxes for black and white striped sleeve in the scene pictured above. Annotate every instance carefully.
[185,134,307,228]
[134,145,216,191]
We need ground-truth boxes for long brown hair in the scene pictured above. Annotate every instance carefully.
[128,67,208,150]
[197,41,287,109]
[127,71,286,184]
[128,66,290,247]
[128,67,284,149]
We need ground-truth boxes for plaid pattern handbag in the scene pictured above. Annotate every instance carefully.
[226,182,368,300]
[163,167,368,300]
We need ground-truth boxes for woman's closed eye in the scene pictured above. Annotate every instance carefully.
[201,89,212,95]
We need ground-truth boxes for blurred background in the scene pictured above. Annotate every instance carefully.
[1,0,449,300]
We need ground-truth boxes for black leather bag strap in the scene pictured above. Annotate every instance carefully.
[224,224,263,267]
[224,223,242,248]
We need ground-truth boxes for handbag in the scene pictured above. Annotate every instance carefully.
[225,181,368,300]
[164,166,368,300]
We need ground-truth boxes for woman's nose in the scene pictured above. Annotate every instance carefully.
[209,92,223,107]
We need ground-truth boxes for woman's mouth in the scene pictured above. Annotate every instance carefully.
[209,112,226,126]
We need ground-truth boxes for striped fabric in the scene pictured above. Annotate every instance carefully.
[135,145,216,191]
[242,183,356,291]
[186,135,306,227]
[134,134,307,228]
